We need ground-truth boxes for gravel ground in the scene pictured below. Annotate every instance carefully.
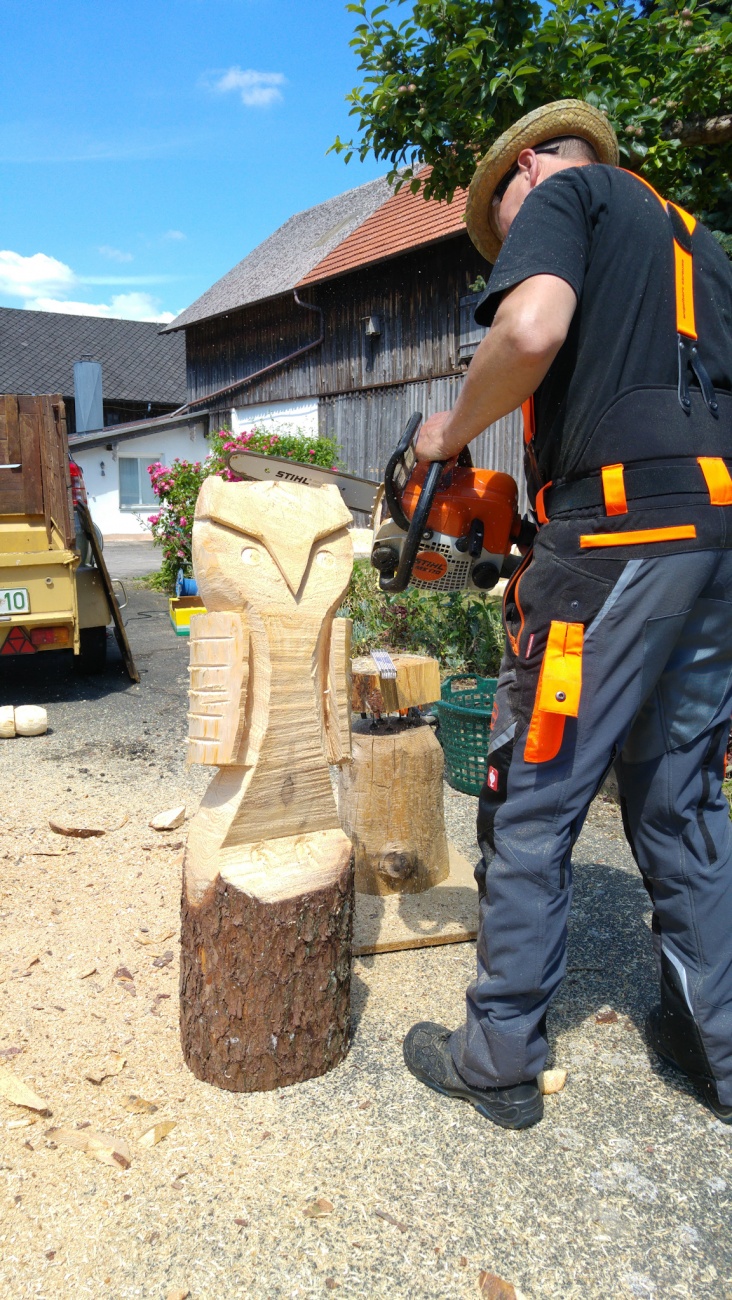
[0,589,730,1300]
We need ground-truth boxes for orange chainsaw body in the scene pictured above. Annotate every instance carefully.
[401,463,519,556]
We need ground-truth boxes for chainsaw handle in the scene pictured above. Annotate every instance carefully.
[379,457,446,593]
[383,411,423,532]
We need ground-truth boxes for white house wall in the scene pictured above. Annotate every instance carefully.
[231,398,318,440]
[73,423,210,538]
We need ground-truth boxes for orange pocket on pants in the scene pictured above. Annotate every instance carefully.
[524,621,584,763]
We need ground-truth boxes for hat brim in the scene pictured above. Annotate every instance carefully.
[465,100,619,264]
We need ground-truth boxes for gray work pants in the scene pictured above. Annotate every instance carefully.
[450,546,732,1106]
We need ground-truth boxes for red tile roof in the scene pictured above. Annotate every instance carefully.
[297,172,468,287]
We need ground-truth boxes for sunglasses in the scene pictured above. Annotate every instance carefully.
[492,144,561,204]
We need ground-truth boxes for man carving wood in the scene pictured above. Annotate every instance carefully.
[180,476,354,1093]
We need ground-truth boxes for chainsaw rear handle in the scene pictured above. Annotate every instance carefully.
[379,456,446,593]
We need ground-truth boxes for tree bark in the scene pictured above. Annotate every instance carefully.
[180,835,353,1093]
[338,718,450,895]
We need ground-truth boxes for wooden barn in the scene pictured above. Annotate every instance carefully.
[163,172,523,496]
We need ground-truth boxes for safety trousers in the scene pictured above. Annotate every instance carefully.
[450,539,732,1105]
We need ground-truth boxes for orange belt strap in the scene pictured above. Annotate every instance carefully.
[698,457,732,506]
[601,464,628,516]
[580,525,697,549]
[525,621,583,764]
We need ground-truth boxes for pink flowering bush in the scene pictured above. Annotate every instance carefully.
[147,426,342,590]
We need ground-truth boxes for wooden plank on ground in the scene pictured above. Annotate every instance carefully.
[76,500,140,683]
[352,842,479,956]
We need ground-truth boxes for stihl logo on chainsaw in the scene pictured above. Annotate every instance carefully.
[487,766,500,791]
[275,469,310,485]
[412,550,449,582]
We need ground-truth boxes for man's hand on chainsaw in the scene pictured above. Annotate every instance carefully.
[414,411,466,464]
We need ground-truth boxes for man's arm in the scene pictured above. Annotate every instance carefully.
[414,274,577,463]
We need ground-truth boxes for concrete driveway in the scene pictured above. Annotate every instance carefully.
[103,537,159,580]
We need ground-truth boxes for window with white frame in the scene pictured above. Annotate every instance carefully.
[119,456,160,509]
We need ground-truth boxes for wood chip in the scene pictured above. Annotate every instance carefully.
[149,805,186,832]
[123,1095,158,1115]
[595,1006,619,1024]
[374,1208,407,1232]
[303,1196,334,1218]
[0,1066,51,1114]
[133,929,175,947]
[76,964,98,980]
[138,1119,177,1148]
[166,1290,190,1300]
[48,820,106,839]
[538,1068,567,1095]
[7,1116,36,1129]
[47,1126,131,1169]
[477,1271,519,1299]
[84,1053,126,1085]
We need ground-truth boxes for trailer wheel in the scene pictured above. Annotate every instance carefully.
[75,626,108,674]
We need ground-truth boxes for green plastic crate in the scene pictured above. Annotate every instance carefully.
[435,674,498,796]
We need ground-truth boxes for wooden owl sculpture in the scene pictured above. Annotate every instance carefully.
[179,476,354,1093]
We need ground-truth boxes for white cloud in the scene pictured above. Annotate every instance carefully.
[205,66,285,108]
[163,229,186,241]
[24,293,175,324]
[0,247,176,321]
[0,250,75,299]
[98,245,134,263]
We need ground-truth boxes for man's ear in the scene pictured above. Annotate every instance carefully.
[517,148,541,188]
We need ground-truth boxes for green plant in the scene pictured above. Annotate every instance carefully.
[332,0,732,237]
[146,427,343,590]
[338,558,506,675]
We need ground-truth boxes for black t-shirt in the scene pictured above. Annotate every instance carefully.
[474,165,732,481]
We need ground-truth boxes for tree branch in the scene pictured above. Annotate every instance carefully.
[666,114,732,146]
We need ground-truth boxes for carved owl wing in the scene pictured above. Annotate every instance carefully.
[320,615,352,767]
[187,611,249,766]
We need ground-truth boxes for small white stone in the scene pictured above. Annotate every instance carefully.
[14,706,47,736]
[0,705,15,738]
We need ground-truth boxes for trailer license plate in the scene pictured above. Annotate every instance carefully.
[0,588,30,616]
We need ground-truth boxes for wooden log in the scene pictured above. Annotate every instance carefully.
[180,477,355,1093]
[338,718,450,895]
[351,653,441,714]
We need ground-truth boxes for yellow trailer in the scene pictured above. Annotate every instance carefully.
[0,394,138,679]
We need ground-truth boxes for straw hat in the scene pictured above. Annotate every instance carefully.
[465,99,619,263]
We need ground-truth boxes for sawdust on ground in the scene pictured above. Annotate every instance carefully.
[0,602,731,1299]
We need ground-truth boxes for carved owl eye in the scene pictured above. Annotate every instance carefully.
[315,549,335,568]
[241,546,263,566]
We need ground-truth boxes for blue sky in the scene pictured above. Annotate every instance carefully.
[0,0,387,323]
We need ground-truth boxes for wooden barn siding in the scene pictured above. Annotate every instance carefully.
[319,383,527,524]
[186,235,487,408]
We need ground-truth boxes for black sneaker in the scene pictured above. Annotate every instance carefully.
[402,1021,543,1131]
[646,1007,732,1124]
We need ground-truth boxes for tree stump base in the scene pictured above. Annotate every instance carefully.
[180,829,353,1093]
[338,718,450,896]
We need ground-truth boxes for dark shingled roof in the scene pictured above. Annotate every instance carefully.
[163,174,394,333]
[0,306,186,404]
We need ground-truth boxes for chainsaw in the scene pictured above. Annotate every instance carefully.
[370,413,524,594]
[226,417,525,595]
